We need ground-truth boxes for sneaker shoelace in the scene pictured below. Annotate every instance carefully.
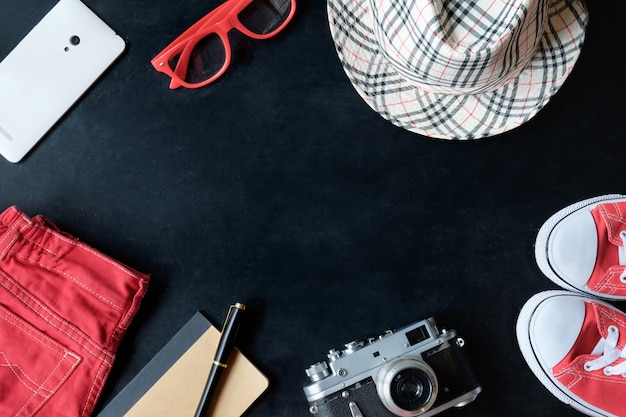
[584,325,626,377]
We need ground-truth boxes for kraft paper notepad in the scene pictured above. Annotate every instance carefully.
[97,311,269,417]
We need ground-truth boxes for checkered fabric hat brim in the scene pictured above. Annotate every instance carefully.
[327,0,589,140]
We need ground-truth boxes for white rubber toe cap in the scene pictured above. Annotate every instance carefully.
[530,294,586,368]
[548,209,598,289]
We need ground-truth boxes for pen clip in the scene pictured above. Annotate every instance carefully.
[223,302,246,331]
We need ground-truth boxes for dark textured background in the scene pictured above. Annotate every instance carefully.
[1,1,624,416]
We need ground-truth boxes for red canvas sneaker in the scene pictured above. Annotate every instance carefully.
[517,290,626,417]
[535,194,626,300]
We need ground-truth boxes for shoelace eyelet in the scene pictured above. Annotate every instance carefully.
[605,366,614,376]
[584,362,593,372]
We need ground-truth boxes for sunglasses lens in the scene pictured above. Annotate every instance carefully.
[238,0,293,35]
[169,33,226,85]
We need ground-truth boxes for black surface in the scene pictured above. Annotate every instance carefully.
[1,1,625,417]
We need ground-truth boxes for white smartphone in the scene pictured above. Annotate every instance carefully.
[0,0,126,163]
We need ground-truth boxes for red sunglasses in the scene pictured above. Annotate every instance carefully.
[151,0,296,89]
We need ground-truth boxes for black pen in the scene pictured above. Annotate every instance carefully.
[194,302,247,417]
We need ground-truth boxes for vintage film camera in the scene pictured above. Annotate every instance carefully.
[303,318,482,417]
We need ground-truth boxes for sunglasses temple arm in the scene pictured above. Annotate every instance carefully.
[171,37,204,89]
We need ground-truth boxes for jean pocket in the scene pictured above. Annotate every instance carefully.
[0,306,81,417]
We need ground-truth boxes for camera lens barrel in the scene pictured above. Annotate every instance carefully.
[376,358,438,416]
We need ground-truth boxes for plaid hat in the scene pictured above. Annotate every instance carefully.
[327,0,589,139]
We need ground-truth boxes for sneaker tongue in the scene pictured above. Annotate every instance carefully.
[593,203,626,246]
[592,205,625,269]
[590,337,606,356]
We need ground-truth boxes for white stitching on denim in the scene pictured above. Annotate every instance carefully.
[38,225,144,279]
[10,223,146,314]
[82,302,127,417]
[19,237,56,256]
[82,354,110,417]
[14,355,64,417]
[2,212,148,323]
[0,270,112,362]
[0,307,72,356]
[9,251,125,312]
[0,217,30,260]
[19,352,82,417]
[0,209,144,417]
[2,215,143,312]
[0,356,54,395]
[0,315,81,417]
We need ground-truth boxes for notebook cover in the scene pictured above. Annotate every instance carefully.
[96,311,269,417]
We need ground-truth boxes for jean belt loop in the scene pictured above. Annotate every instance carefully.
[0,212,33,261]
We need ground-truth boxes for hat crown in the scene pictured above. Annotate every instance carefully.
[372,0,548,94]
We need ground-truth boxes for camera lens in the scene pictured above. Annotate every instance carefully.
[391,369,433,410]
[376,358,438,416]
[70,35,80,45]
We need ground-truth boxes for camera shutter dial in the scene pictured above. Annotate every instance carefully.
[306,362,330,383]
[343,340,364,354]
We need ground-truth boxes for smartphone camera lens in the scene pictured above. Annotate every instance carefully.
[70,35,80,46]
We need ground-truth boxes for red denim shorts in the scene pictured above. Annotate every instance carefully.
[0,206,150,417]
